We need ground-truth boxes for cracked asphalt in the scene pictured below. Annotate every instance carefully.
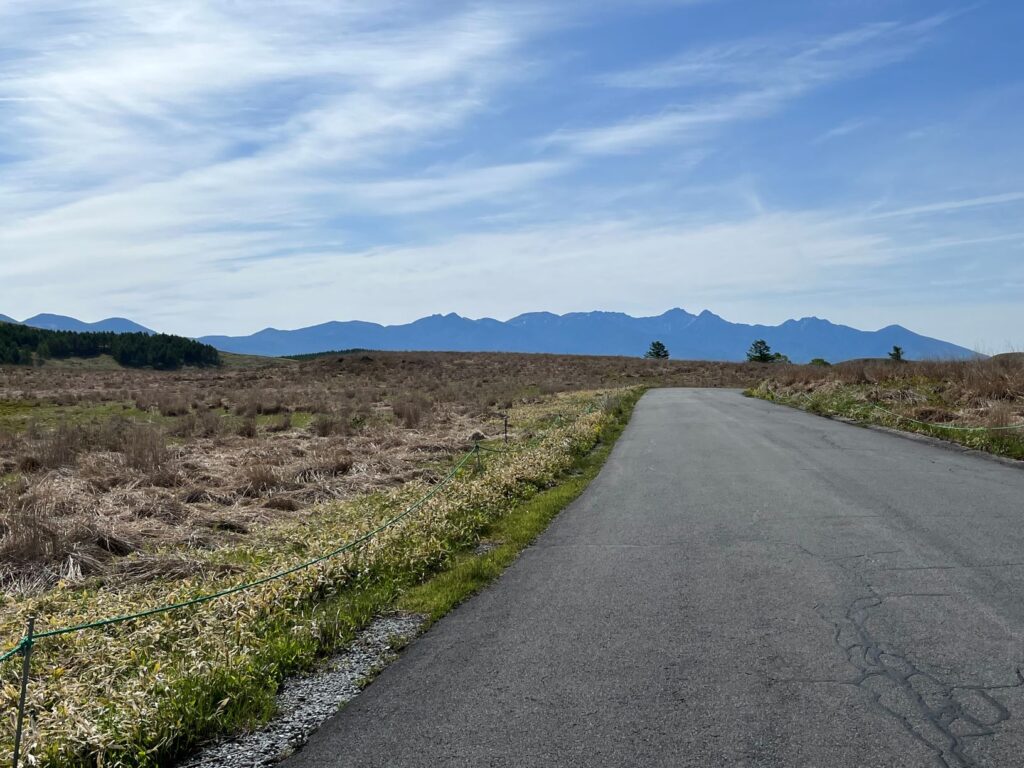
[283,389,1024,768]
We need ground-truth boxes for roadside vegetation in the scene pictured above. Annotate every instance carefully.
[0,387,637,766]
[746,355,1024,460]
[398,389,639,624]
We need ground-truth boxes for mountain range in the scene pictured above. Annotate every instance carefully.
[1,309,978,362]
[199,309,976,362]
[0,313,154,334]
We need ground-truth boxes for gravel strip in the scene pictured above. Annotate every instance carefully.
[179,613,426,768]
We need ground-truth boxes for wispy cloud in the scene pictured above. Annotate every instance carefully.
[0,2,542,212]
[600,10,958,91]
[0,1,561,281]
[813,118,872,144]
[345,161,571,214]
[554,13,954,154]
[863,192,1024,220]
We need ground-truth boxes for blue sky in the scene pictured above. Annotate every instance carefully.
[0,0,1022,350]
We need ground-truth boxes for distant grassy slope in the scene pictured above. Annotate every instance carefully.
[31,351,285,370]
[218,350,297,368]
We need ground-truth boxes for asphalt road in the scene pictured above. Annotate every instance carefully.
[283,389,1024,768]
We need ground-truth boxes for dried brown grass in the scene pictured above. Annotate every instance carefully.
[0,351,765,592]
[757,356,1024,431]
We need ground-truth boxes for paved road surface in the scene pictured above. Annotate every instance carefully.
[283,389,1024,767]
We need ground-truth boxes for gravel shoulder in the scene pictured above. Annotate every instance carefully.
[180,614,425,768]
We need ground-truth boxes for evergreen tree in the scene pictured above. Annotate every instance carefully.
[644,340,670,359]
[889,345,904,362]
[747,339,775,363]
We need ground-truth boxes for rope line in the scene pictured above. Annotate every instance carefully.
[784,391,1024,433]
[0,638,26,664]
[1,446,479,656]
[870,404,1024,432]
[476,443,529,455]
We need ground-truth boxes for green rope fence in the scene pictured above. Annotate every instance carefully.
[871,404,1024,432]
[778,391,1024,433]
[1,442,491,767]
[0,641,24,665]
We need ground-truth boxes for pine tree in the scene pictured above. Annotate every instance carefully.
[747,339,775,363]
[889,345,904,362]
[644,340,670,359]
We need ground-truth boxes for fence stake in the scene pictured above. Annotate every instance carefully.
[12,617,34,768]
[503,414,508,445]
[474,444,482,472]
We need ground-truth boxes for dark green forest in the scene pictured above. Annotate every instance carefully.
[0,323,220,369]
[285,348,372,360]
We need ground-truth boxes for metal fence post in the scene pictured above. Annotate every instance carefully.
[503,414,508,444]
[474,444,482,472]
[12,616,35,768]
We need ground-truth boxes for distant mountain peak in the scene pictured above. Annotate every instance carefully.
[9,313,155,335]
[657,307,696,319]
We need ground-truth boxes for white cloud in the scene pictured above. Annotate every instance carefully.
[0,208,896,334]
[546,89,783,154]
[0,2,540,212]
[0,1,565,289]
[813,118,871,144]
[559,14,954,155]
[344,161,571,214]
[862,192,1024,220]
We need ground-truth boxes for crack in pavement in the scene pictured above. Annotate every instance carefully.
[824,592,1023,768]
[781,544,1024,767]
[877,562,1024,572]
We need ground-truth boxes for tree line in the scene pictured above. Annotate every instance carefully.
[0,323,221,369]
[644,338,906,364]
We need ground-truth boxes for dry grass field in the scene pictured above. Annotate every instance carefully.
[0,352,759,596]
[748,355,1024,458]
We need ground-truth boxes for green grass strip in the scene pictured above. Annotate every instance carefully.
[398,388,641,623]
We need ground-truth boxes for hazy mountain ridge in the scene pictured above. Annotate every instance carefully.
[198,308,977,362]
[0,313,154,334]
[2,309,978,362]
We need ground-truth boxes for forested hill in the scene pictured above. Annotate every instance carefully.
[0,323,220,369]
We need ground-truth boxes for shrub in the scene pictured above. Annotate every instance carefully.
[392,394,431,428]
[121,424,169,472]
[310,413,345,437]
[237,417,258,439]
[266,413,292,433]
[242,464,280,496]
[37,423,86,469]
